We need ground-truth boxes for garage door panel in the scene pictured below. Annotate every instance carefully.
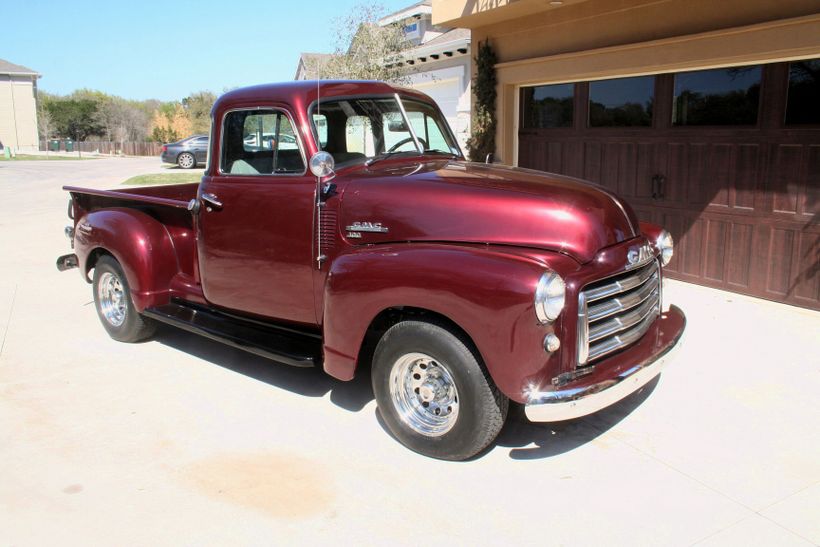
[733,144,760,211]
[565,140,585,178]
[804,145,820,217]
[727,222,754,289]
[635,143,655,200]
[704,219,729,282]
[766,227,795,296]
[666,143,687,206]
[708,144,733,209]
[601,143,621,192]
[681,216,706,278]
[687,143,711,207]
[583,142,602,184]
[548,141,563,173]
[770,144,803,215]
[794,229,819,302]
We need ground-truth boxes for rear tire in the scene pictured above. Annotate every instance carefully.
[177,152,196,169]
[92,255,156,343]
[372,320,508,460]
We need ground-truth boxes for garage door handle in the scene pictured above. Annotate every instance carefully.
[651,175,666,200]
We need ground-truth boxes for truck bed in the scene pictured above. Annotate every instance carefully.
[63,182,199,211]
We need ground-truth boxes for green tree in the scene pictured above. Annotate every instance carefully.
[47,99,104,142]
[317,3,410,83]
[182,91,216,134]
[466,40,497,162]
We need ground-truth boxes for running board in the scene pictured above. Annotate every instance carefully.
[143,302,321,368]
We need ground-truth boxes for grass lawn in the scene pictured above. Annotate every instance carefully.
[0,154,93,161]
[121,172,203,186]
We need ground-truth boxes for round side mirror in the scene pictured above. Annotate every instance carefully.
[309,151,335,178]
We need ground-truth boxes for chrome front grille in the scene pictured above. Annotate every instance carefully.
[577,260,661,366]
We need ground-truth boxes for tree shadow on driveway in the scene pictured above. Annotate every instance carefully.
[495,377,660,460]
[153,325,375,413]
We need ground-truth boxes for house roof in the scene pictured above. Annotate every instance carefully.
[420,27,470,48]
[0,59,39,76]
[379,0,432,26]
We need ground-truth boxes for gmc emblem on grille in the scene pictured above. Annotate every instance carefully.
[627,243,653,268]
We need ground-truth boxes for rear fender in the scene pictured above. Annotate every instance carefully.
[322,244,569,401]
[74,208,179,311]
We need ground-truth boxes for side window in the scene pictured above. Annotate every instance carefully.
[221,110,305,175]
[313,114,328,148]
[404,111,449,151]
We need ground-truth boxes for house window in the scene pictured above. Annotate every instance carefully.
[589,76,654,127]
[672,66,761,126]
[785,59,820,125]
[520,83,574,129]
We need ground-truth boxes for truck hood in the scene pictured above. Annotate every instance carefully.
[336,159,639,264]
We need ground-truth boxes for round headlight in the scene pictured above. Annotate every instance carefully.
[535,271,565,323]
[657,230,674,266]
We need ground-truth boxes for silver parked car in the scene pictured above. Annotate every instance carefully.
[160,135,208,169]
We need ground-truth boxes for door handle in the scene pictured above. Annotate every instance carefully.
[201,192,223,209]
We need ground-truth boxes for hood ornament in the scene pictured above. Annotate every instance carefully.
[626,242,654,269]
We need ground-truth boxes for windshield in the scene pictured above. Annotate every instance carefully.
[310,95,461,167]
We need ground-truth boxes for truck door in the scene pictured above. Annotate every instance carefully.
[196,107,317,325]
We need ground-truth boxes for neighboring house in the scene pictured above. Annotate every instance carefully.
[0,59,40,151]
[379,1,471,151]
[294,53,333,81]
[294,1,471,151]
[433,0,820,311]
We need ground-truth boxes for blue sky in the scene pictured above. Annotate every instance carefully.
[3,0,413,101]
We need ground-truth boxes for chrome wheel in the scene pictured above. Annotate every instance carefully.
[178,153,195,169]
[389,352,460,437]
[97,271,126,327]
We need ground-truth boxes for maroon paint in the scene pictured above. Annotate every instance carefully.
[196,174,318,325]
[71,208,181,311]
[335,159,638,264]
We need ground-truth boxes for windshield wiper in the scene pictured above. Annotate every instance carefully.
[424,149,460,159]
[364,150,421,167]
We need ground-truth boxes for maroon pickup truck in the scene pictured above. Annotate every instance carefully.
[58,81,685,460]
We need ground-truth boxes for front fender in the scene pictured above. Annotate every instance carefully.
[74,208,179,311]
[322,243,575,402]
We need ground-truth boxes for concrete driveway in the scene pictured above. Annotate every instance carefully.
[1,157,818,546]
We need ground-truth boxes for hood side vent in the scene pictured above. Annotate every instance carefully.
[320,208,338,251]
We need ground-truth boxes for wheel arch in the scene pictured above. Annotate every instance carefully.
[355,305,483,380]
[73,208,180,311]
[321,243,555,401]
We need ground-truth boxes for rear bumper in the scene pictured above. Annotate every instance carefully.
[525,305,685,422]
[160,151,176,164]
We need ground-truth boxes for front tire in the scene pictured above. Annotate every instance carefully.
[177,152,196,169]
[92,255,156,342]
[372,320,508,460]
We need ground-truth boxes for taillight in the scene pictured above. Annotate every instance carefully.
[162,145,167,152]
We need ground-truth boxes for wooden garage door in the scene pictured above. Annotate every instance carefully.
[518,61,819,310]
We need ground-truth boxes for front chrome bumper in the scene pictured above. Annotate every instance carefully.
[525,305,685,422]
